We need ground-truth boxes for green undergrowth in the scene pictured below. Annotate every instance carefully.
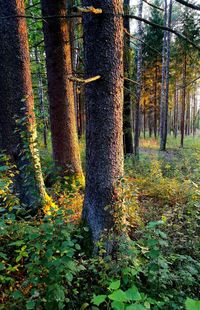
[0,144,200,309]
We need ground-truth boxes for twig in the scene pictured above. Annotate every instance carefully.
[68,75,101,84]
[143,0,164,12]
[124,77,140,85]
[175,0,200,11]
[124,28,162,56]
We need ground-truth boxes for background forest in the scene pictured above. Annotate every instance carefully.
[0,0,200,309]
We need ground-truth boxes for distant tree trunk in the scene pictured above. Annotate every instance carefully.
[143,100,146,138]
[0,0,47,210]
[41,0,83,179]
[160,0,172,151]
[181,52,187,147]
[34,47,48,148]
[123,0,133,154]
[82,0,124,244]
[148,109,153,138]
[173,82,178,138]
[193,92,196,137]
[134,0,143,158]
[185,91,190,135]
[154,62,158,139]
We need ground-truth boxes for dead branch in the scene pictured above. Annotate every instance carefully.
[143,0,164,12]
[68,75,101,84]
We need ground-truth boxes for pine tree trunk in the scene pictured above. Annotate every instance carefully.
[123,0,133,154]
[181,53,187,147]
[41,0,83,179]
[134,0,143,158]
[0,0,47,210]
[154,62,158,139]
[160,0,172,151]
[82,0,124,244]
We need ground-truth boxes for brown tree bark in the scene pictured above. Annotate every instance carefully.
[41,0,83,179]
[82,0,124,244]
[0,0,47,210]
[123,0,134,154]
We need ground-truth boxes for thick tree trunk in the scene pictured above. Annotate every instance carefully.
[82,0,124,243]
[0,0,47,210]
[123,0,133,154]
[181,53,187,147]
[41,0,83,178]
[134,0,143,158]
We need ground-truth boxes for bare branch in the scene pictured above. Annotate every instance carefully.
[124,77,140,85]
[143,0,164,12]
[124,14,200,51]
[124,28,162,56]
[175,0,200,11]
[25,2,40,11]
[68,75,101,84]
[177,75,200,89]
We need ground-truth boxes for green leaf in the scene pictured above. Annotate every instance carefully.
[80,303,89,310]
[108,290,128,302]
[111,300,125,310]
[147,221,164,228]
[12,290,23,299]
[92,295,107,306]
[0,262,5,271]
[109,280,121,290]
[185,298,200,310]
[125,286,141,301]
[26,301,35,310]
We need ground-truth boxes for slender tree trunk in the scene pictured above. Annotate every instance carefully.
[173,82,178,138]
[34,47,48,148]
[193,92,196,137]
[148,109,153,138]
[143,100,146,139]
[82,0,124,244]
[41,0,83,179]
[0,0,47,210]
[154,62,158,139]
[123,0,133,154]
[134,0,143,158]
[160,0,172,151]
[181,52,187,147]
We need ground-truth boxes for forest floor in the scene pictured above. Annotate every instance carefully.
[0,135,200,309]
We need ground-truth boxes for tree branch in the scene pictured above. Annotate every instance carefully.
[143,0,164,12]
[124,77,140,85]
[174,0,200,11]
[124,14,200,51]
[68,75,101,84]
[124,28,162,56]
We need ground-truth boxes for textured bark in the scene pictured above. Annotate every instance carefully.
[123,0,133,154]
[82,0,124,243]
[41,0,83,178]
[134,0,143,158]
[0,0,47,210]
[181,53,187,147]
